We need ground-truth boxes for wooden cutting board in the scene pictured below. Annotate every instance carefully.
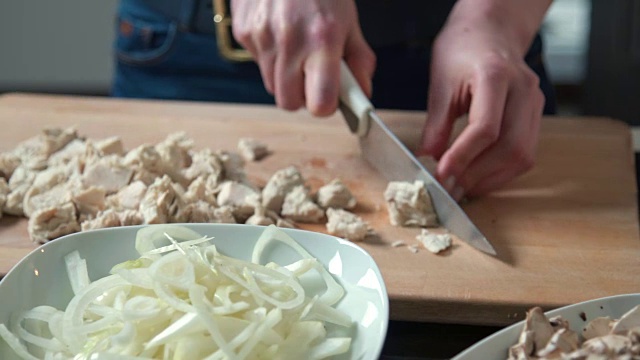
[1,93,638,326]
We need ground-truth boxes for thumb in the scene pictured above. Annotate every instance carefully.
[343,26,376,97]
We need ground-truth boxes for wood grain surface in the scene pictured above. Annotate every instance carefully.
[0,93,638,326]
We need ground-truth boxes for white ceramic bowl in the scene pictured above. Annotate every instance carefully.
[453,293,640,359]
[0,224,389,360]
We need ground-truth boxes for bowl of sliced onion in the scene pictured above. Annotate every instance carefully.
[0,224,389,360]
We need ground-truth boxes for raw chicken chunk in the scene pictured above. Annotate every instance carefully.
[262,166,304,212]
[28,202,80,243]
[325,208,368,242]
[281,185,324,223]
[316,178,356,209]
[384,180,438,227]
[238,138,269,161]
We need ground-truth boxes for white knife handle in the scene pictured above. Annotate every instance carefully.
[339,60,373,137]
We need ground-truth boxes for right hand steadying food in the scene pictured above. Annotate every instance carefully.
[231,0,376,116]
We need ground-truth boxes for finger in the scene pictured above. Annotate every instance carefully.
[303,50,341,116]
[419,79,456,161]
[467,90,544,196]
[344,26,376,97]
[435,70,509,187]
[253,27,276,94]
[460,86,543,198]
[273,26,305,111]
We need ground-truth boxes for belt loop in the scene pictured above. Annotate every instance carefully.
[178,0,199,32]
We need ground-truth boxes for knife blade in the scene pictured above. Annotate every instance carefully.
[338,61,496,255]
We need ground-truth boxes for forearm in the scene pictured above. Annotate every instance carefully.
[445,0,553,56]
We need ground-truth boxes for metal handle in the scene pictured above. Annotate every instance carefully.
[338,60,373,137]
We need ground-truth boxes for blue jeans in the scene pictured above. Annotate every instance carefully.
[112,0,557,114]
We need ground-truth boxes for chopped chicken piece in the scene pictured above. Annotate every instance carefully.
[245,205,275,226]
[82,155,133,194]
[216,181,261,221]
[0,177,8,219]
[183,149,224,186]
[416,229,452,253]
[384,180,438,227]
[217,150,249,184]
[181,176,217,206]
[316,178,357,210]
[123,144,163,173]
[154,132,193,185]
[391,240,406,248]
[47,139,87,166]
[95,136,124,156]
[0,152,21,180]
[23,184,71,218]
[8,166,36,191]
[281,185,325,223]
[612,306,640,335]
[583,317,614,340]
[3,184,30,216]
[118,209,144,226]
[130,167,161,186]
[71,186,107,220]
[28,202,80,243]
[106,181,148,211]
[81,209,121,231]
[139,175,176,224]
[238,138,269,161]
[262,166,305,212]
[13,127,78,170]
[325,208,368,241]
[212,206,237,224]
[174,201,217,223]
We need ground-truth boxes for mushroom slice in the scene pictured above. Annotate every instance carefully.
[583,334,632,355]
[612,305,640,335]
[522,307,556,353]
[536,328,579,357]
[583,317,614,340]
[509,330,535,359]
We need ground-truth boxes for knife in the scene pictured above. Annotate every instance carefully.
[338,61,496,255]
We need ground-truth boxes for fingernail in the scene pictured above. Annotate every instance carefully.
[452,186,465,202]
[443,176,456,192]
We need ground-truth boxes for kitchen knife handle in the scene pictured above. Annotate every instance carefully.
[339,60,373,137]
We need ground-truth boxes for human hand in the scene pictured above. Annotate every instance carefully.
[231,0,375,116]
[420,2,548,201]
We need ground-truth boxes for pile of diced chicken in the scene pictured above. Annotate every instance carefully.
[0,128,369,243]
[509,305,640,359]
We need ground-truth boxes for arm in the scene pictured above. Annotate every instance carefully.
[420,0,553,200]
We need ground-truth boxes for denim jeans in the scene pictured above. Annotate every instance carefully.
[112,0,557,114]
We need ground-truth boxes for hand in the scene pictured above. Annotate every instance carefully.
[420,3,547,200]
[231,0,376,116]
